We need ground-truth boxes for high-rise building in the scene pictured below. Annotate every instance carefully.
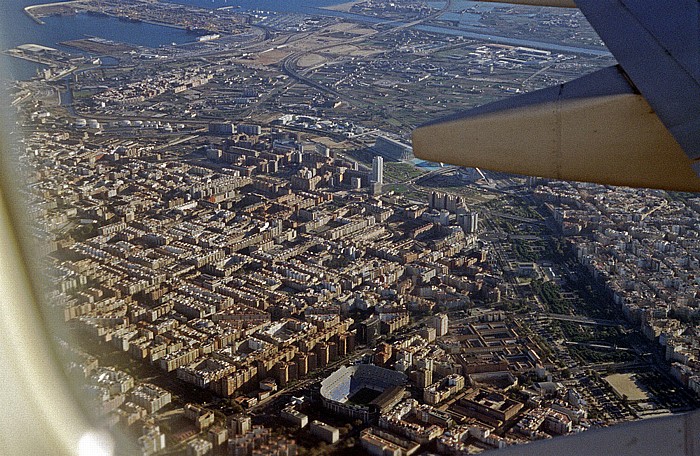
[336,333,348,357]
[316,143,331,157]
[459,211,479,233]
[359,316,381,345]
[294,353,309,377]
[237,124,262,135]
[419,326,436,343]
[229,414,252,436]
[429,191,463,212]
[187,438,213,456]
[415,369,433,388]
[432,314,449,337]
[467,211,479,233]
[139,423,166,455]
[371,156,384,185]
[208,122,235,135]
[316,342,330,367]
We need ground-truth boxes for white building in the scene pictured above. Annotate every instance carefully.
[371,156,384,185]
[281,406,309,428]
[310,421,340,444]
[138,424,166,455]
[187,438,213,456]
[433,313,449,337]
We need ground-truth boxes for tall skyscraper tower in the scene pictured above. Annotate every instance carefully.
[466,211,479,233]
[371,156,384,185]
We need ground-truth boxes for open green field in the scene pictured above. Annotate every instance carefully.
[384,162,425,182]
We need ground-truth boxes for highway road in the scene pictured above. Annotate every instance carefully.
[538,312,621,327]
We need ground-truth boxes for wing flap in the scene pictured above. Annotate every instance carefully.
[413,66,700,192]
[575,0,700,161]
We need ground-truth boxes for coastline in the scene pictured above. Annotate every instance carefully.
[321,1,363,13]
[24,0,216,36]
[24,0,86,25]
[23,7,46,25]
[3,49,52,66]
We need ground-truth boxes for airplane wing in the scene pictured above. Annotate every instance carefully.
[412,0,700,191]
